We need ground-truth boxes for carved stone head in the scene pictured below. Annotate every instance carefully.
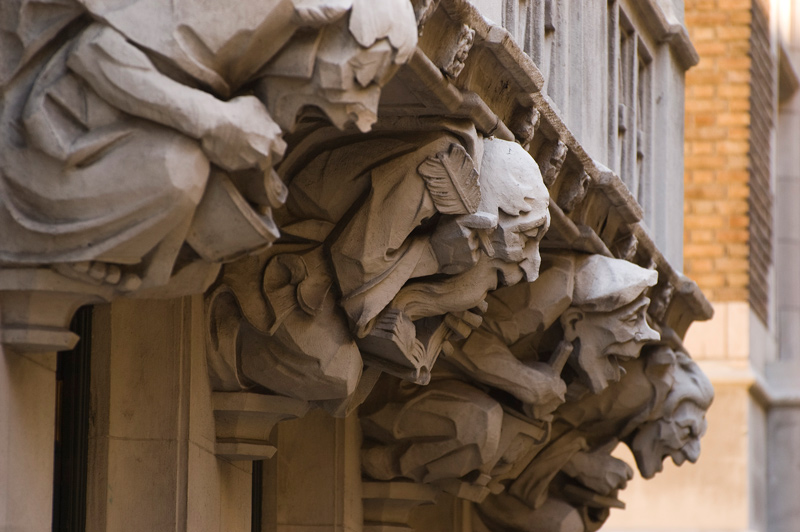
[560,255,660,394]
[480,138,550,285]
[259,0,417,133]
[630,352,714,478]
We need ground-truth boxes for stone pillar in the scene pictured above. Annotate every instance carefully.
[263,409,363,532]
[88,296,252,532]
[0,345,57,532]
[767,404,800,531]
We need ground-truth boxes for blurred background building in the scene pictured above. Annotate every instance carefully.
[607,1,800,531]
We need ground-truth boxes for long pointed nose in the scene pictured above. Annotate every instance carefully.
[635,321,660,343]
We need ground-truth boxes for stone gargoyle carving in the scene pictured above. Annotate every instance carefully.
[205,127,551,415]
[476,342,713,532]
[0,0,416,304]
[359,252,660,502]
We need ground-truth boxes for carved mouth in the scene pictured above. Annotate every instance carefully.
[604,342,642,362]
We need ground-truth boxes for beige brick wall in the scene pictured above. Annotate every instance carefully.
[683,0,754,302]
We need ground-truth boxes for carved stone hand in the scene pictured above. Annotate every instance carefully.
[200,96,286,173]
[562,443,634,496]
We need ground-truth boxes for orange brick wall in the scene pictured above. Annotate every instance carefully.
[683,0,754,302]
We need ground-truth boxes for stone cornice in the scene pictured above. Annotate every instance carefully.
[631,0,700,70]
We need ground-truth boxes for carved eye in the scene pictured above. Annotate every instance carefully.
[625,308,647,325]
[622,313,639,325]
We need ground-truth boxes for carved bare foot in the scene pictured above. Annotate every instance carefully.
[53,261,142,292]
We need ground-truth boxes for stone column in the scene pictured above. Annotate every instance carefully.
[0,344,57,532]
[262,409,363,532]
[88,296,252,532]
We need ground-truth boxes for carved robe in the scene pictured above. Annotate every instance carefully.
[1,0,282,265]
[0,0,416,274]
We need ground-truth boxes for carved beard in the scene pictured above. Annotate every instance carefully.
[492,231,543,285]
[518,238,542,283]
[630,420,672,479]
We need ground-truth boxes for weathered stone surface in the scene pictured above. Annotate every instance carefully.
[0,1,713,532]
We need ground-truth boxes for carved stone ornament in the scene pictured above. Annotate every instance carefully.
[359,252,661,500]
[475,344,713,532]
[205,130,550,415]
[1,1,715,531]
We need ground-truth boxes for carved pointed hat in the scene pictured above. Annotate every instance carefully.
[571,254,658,312]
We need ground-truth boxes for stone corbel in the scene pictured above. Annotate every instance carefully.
[358,252,663,508]
[212,392,310,461]
[362,481,439,532]
[203,129,552,423]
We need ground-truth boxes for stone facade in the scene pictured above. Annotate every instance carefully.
[0,2,710,532]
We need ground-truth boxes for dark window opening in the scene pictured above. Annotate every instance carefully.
[53,306,92,532]
[252,460,264,532]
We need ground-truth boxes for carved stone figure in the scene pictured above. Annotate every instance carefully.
[330,134,550,382]
[360,374,555,503]
[359,251,661,504]
[204,126,551,419]
[628,349,714,478]
[0,0,416,297]
[473,252,660,400]
[476,343,713,532]
[441,24,475,79]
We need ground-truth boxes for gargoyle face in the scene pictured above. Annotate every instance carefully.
[631,401,708,479]
[492,208,550,284]
[259,0,417,133]
[480,138,550,285]
[564,295,660,394]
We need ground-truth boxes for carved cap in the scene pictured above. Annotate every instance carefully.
[572,255,658,313]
